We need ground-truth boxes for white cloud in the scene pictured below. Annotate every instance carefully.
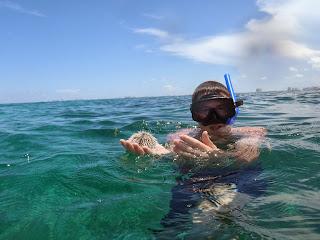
[289,66,298,72]
[308,57,320,70]
[164,85,177,91]
[0,1,46,17]
[295,74,303,78]
[260,76,268,80]
[158,9,320,65]
[56,89,80,94]
[133,0,320,89]
[161,34,243,65]
[134,28,170,39]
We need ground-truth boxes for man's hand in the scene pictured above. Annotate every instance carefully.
[173,131,220,158]
[120,139,170,155]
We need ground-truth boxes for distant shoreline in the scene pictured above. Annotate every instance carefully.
[1,89,319,105]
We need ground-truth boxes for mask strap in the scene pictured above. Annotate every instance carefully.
[235,101,244,107]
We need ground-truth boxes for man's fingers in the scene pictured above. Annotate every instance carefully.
[120,139,127,148]
[174,139,194,153]
[173,145,198,158]
[120,140,138,154]
[142,146,152,154]
[127,142,138,154]
[202,131,218,150]
[180,135,212,151]
[120,139,147,155]
[173,140,209,158]
[133,143,145,155]
[120,139,129,149]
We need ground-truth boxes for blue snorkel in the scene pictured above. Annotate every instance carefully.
[224,74,238,125]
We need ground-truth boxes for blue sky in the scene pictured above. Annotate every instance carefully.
[1,0,320,103]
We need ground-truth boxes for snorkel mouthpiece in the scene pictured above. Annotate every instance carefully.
[224,74,238,125]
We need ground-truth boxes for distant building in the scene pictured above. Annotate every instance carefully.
[303,86,320,91]
[256,88,262,92]
[288,87,300,91]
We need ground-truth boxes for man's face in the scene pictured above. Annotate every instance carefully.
[194,91,233,135]
[198,122,232,136]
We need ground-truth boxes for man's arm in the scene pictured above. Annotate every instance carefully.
[228,127,267,162]
[172,127,267,162]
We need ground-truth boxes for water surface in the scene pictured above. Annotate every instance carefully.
[1,91,319,239]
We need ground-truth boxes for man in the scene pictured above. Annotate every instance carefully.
[120,79,269,235]
[120,80,266,162]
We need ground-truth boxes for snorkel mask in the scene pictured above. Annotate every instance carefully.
[190,74,243,126]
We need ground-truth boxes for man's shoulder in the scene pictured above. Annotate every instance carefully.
[232,126,267,146]
[232,126,267,135]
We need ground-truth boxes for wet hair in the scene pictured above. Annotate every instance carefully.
[192,81,231,103]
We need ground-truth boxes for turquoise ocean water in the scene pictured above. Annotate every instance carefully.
[1,91,320,239]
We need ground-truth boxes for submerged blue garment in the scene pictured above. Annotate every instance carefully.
[159,162,267,230]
